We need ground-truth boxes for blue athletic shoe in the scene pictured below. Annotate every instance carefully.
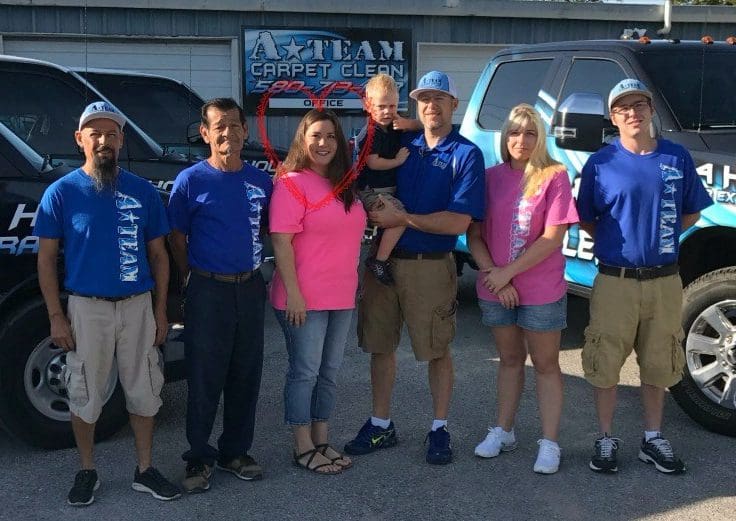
[425,426,453,465]
[344,418,398,455]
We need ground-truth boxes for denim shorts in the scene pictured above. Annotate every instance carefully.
[478,294,567,332]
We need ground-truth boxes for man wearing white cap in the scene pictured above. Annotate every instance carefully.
[345,71,485,464]
[35,101,180,505]
[577,80,712,475]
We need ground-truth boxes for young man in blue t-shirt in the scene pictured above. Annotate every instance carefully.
[35,102,180,506]
[577,80,712,475]
[168,98,272,493]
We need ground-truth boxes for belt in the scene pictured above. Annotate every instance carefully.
[69,290,149,302]
[191,267,258,283]
[598,263,679,280]
[391,249,450,260]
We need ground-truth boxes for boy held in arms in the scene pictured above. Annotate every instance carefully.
[358,74,419,285]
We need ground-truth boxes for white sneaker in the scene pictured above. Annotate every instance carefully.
[474,426,517,458]
[533,439,561,474]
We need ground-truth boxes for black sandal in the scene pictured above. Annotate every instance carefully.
[293,448,342,475]
[315,443,353,470]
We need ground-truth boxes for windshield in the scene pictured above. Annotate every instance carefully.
[0,121,53,172]
[81,73,204,146]
[638,49,736,130]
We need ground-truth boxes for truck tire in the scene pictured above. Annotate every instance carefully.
[670,268,736,436]
[0,297,128,449]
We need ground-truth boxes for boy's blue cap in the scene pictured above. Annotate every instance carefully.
[608,79,652,110]
[78,101,126,130]
[410,71,458,100]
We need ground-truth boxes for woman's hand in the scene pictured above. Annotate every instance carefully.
[496,284,520,310]
[286,291,307,327]
[482,265,514,294]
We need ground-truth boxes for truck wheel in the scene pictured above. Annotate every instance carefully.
[670,268,736,436]
[0,298,128,449]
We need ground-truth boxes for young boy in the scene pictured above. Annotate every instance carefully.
[357,74,413,285]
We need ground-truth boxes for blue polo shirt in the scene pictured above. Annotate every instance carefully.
[577,138,712,268]
[34,168,170,297]
[394,129,485,252]
[167,160,273,273]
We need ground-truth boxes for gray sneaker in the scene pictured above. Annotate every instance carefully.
[181,462,212,493]
[217,455,263,481]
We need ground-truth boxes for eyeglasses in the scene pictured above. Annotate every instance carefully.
[611,100,650,116]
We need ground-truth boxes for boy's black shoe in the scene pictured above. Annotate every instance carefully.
[638,435,686,474]
[365,257,395,286]
[344,418,398,455]
[67,469,100,506]
[132,466,182,501]
[589,435,620,473]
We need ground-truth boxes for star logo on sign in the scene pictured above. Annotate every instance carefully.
[282,37,305,60]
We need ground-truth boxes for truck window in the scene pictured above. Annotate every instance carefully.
[558,59,627,117]
[477,59,553,131]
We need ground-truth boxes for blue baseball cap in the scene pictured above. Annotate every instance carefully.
[78,101,126,130]
[608,79,652,110]
[410,71,458,100]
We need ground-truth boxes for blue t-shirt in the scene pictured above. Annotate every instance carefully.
[167,160,273,273]
[577,138,713,267]
[395,129,485,253]
[34,168,170,297]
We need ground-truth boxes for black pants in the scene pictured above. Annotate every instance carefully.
[182,271,266,466]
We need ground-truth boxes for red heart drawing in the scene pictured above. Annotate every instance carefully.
[255,81,375,210]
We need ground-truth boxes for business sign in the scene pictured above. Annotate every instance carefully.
[243,28,412,113]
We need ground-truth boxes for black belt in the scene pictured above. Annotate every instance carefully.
[192,267,258,283]
[598,263,679,280]
[69,290,149,302]
[391,249,450,260]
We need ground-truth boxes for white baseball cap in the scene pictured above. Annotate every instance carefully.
[78,101,126,130]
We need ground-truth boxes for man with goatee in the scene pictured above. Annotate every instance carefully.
[35,101,180,506]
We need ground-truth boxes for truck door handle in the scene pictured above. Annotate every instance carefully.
[553,126,577,138]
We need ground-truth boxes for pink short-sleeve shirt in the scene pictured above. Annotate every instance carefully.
[269,169,367,311]
[476,163,579,305]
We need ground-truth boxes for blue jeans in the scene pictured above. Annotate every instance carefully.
[274,309,354,425]
[182,271,266,466]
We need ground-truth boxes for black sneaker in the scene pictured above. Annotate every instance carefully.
[344,418,398,455]
[67,469,100,507]
[589,435,621,473]
[425,426,453,465]
[365,257,395,286]
[638,435,686,474]
[132,466,182,501]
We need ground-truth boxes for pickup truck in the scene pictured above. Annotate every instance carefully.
[458,38,736,436]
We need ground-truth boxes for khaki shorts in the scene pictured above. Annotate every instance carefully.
[358,253,458,361]
[581,273,685,389]
[65,292,164,423]
[358,186,404,212]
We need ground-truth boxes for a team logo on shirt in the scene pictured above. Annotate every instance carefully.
[246,182,267,268]
[659,163,683,255]
[116,191,143,282]
[508,196,533,262]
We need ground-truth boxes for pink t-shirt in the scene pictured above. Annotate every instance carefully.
[269,169,367,311]
[476,162,579,305]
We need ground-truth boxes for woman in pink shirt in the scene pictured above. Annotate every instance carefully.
[269,109,366,475]
[467,104,578,474]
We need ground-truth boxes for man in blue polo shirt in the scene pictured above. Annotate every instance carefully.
[36,101,180,506]
[345,71,485,464]
[168,98,272,492]
[578,79,712,475]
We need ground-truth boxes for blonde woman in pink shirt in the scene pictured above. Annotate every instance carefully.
[269,109,367,476]
[467,104,579,474]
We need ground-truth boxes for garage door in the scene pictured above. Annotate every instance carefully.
[2,37,234,102]
[417,43,507,124]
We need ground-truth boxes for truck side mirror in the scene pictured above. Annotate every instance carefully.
[187,121,204,144]
[552,93,612,153]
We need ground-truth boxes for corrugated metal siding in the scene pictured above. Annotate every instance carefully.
[2,5,735,148]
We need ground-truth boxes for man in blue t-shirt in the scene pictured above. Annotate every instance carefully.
[168,98,273,493]
[35,102,179,506]
[345,71,485,465]
[577,80,712,476]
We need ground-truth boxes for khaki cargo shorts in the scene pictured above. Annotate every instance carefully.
[581,273,685,389]
[357,186,404,212]
[65,292,164,423]
[358,253,458,361]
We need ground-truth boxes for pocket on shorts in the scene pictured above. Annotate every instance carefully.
[64,355,89,408]
[431,299,458,352]
[147,349,164,397]
[581,326,602,376]
[671,330,686,374]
